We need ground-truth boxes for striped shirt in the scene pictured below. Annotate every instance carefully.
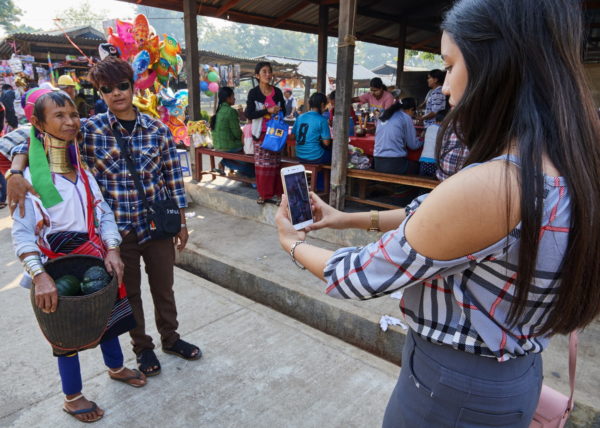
[436,131,470,181]
[11,110,187,244]
[324,155,569,362]
[424,86,446,127]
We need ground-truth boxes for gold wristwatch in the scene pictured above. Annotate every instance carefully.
[368,210,381,232]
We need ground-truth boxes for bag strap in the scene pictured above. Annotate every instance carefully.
[567,331,578,411]
[112,130,150,210]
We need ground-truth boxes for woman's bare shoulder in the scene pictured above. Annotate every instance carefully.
[405,160,520,260]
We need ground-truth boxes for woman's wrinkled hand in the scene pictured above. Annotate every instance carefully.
[33,273,58,313]
[275,194,306,251]
[304,192,345,232]
[104,249,124,284]
[7,174,37,217]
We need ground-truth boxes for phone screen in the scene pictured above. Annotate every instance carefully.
[284,171,313,226]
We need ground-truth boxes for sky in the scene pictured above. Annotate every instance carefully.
[14,0,137,31]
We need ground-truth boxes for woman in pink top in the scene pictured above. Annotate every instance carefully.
[352,77,395,114]
[245,62,286,204]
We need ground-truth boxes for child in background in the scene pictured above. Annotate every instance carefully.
[419,110,447,177]
[292,92,332,165]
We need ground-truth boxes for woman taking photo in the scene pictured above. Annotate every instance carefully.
[245,62,286,205]
[211,86,254,178]
[11,89,145,423]
[275,0,600,426]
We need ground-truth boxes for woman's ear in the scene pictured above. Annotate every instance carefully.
[30,115,42,131]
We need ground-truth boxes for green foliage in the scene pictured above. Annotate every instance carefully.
[54,0,109,32]
[0,0,23,33]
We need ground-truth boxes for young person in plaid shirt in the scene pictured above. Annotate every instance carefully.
[7,57,201,377]
[275,0,600,426]
[435,130,469,181]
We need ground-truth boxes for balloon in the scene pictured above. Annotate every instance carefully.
[161,34,181,56]
[134,70,156,91]
[106,28,125,57]
[176,54,184,75]
[204,90,214,97]
[115,20,137,60]
[208,82,219,93]
[200,81,208,91]
[202,64,210,71]
[98,43,119,60]
[207,71,219,82]
[133,14,150,47]
[133,90,159,118]
[140,34,160,65]
[132,50,150,81]
[153,58,171,86]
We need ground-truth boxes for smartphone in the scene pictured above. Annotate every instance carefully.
[281,165,314,230]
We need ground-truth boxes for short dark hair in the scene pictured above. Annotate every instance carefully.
[88,57,134,90]
[254,61,272,76]
[2,84,12,91]
[328,90,336,101]
[309,92,327,113]
[33,91,76,123]
[428,69,445,85]
[400,97,416,111]
[369,77,387,91]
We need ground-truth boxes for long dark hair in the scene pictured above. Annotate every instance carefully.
[379,97,415,122]
[440,0,600,335]
[369,77,387,91]
[210,87,235,130]
[308,92,327,114]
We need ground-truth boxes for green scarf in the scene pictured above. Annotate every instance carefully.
[28,127,63,208]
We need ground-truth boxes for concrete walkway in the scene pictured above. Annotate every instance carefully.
[0,208,398,428]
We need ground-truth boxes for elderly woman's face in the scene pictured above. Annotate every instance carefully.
[37,99,80,141]
[257,66,273,85]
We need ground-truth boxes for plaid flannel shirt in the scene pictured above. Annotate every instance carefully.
[324,155,569,362]
[12,110,187,244]
[436,132,470,181]
[0,125,30,160]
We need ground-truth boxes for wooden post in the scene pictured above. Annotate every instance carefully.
[184,0,200,174]
[303,77,312,113]
[395,22,407,88]
[317,5,329,94]
[330,0,357,210]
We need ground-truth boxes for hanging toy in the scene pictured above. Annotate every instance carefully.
[134,70,157,91]
[132,14,150,47]
[131,50,150,81]
[141,35,160,65]
[153,58,171,86]
[115,19,137,60]
[106,28,125,58]
[159,34,181,73]
[98,43,120,60]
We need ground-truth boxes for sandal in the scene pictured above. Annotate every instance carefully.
[256,197,266,205]
[163,339,202,360]
[136,349,161,377]
[63,395,103,423]
[108,367,147,387]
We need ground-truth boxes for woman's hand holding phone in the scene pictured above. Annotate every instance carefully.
[276,194,306,251]
[304,192,346,232]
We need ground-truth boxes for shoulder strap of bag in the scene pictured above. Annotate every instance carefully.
[567,331,578,410]
[112,130,150,210]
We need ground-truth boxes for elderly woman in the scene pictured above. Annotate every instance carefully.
[245,62,286,205]
[11,89,145,423]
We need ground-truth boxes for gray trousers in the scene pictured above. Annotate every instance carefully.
[383,329,543,428]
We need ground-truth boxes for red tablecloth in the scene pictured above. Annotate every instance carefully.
[349,136,375,156]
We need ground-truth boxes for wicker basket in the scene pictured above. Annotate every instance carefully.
[30,255,117,352]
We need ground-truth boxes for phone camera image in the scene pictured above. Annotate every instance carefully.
[284,172,312,226]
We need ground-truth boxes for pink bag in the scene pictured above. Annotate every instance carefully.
[529,332,578,428]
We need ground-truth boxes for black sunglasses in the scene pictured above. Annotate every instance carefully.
[99,81,131,94]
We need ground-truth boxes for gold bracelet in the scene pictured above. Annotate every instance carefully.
[368,210,380,232]
[290,240,307,270]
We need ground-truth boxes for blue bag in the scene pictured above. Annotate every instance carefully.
[261,112,289,152]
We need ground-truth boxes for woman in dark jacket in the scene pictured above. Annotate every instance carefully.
[245,62,286,204]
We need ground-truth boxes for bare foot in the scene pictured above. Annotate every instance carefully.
[63,394,104,423]
[108,366,147,387]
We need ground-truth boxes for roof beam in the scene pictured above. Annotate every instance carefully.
[273,1,312,27]
[215,0,244,17]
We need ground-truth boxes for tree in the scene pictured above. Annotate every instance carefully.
[54,0,109,32]
[0,0,23,33]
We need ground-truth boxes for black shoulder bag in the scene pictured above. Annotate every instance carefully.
[113,132,181,241]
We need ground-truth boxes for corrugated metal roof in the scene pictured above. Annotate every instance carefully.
[258,54,377,81]
[120,0,450,53]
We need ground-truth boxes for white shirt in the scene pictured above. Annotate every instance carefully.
[420,124,439,162]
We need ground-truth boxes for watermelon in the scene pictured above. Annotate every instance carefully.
[55,274,81,296]
[81,266,111,295]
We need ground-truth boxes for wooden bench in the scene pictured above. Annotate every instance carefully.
[323,165,440,209]
[194,147,330,195]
